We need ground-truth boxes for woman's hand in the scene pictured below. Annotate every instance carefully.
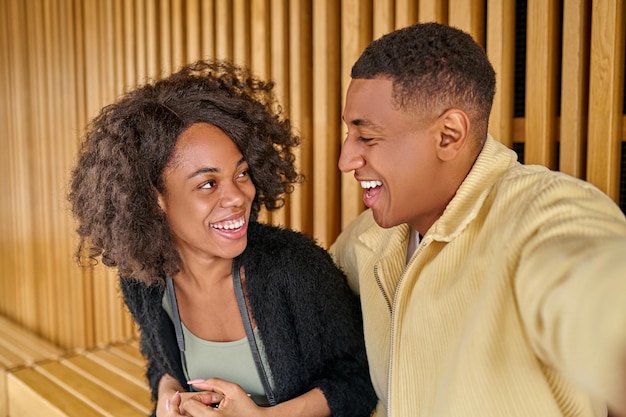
[181,378,264,417]
[164,390,224,416]
[157,374,185,417]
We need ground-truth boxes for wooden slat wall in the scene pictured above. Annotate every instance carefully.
[0,0,624,350]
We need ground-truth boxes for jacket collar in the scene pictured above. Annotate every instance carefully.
[358,136,518,254]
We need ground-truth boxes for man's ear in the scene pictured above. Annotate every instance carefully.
[436,109,470,161]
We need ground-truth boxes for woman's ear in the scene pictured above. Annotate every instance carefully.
[155,187,167,214]
[436,109,470,162]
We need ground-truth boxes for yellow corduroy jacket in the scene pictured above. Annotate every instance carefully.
[330,136,626,417]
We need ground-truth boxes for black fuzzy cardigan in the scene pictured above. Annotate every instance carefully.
[120,221,377,417]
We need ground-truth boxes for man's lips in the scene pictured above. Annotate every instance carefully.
[360,180,383,207]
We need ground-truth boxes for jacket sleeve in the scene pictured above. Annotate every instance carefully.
[513,177,626,413]
[118,277,186,414]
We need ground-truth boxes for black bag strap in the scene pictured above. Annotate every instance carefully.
[166,277,191,388]
[232,256,277,406]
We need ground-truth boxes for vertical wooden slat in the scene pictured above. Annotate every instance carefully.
[43,0,69,346]
[559,0,589,178]
[160,0,175,73]
[418,0,448,24]
[0,0,10,317]
[373,0,394,39]
[5,0,36,330]
[250,0,270,106]
[487,0,516,148]
[171,0,185,69]
[313,0,341,247]
[200,0,216,59]
[448,0,485,45]
[135,0,147,82]
[587,0,625,201]
[147,0,162,76]
[233,0,251,66]
[270,0,290,227]
[58,0,87,346]
[215,0,233,60]
[25,0,48,339]
[22,0,46,337]
[185,0,202,62]
[67,0,93,347]
[525,0,560,168]
[3,0,17,320]
[339,0,371,233]
[394,0,418,29]
[249,0,270,224]
[123,0,137,88]
[288,0,313,235]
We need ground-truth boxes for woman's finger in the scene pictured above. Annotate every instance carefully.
[188,377,240,395]
[181,396,220,416]
[165,391,181,416]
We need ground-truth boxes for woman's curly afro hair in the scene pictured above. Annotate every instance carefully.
[68,59,302,285]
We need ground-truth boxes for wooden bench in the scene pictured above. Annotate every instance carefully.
[7,340,152,417]
[0,315,65,417]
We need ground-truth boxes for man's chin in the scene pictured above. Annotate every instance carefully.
[372,210,398,229]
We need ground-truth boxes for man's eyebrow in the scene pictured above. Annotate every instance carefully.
[342,116,382,130]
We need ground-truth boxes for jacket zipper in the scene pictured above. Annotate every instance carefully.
[373,264,392,313]
[384,237,428,417]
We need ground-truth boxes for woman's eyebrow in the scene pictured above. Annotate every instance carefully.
[187,166,219,179]
[186,157,246,179]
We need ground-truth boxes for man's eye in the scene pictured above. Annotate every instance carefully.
[200,180,216,189]
[359,136,374,142]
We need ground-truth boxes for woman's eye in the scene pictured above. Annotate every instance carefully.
[237,169,250,179]
[200,180,216,189]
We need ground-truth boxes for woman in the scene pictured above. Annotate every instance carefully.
[68,60,376,417]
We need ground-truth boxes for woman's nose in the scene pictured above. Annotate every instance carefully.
[221,182,246,207]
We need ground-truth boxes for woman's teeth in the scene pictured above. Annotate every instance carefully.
[360,180,382,189]
[211,218,245,230]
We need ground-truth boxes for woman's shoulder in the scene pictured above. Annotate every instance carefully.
[119,276,165,310]
[247,221,323,254]
[244,222,336,272]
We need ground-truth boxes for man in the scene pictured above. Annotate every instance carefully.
[330,22,626,417]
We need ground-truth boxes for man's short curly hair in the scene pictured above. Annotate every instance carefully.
[69,59,302,285]
[351,22,496,145]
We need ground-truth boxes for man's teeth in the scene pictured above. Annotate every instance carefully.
[211,218,245,230]
[360,180,383,189]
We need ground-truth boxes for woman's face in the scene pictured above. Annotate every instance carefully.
[157,122,256,263]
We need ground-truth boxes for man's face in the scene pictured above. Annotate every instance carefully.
[340,78,442,232]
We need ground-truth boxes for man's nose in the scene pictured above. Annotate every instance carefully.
[338,136,364,172]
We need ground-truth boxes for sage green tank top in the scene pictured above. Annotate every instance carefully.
[162,292,273,405]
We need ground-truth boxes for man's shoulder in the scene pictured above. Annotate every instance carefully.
[330,210,377,251]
